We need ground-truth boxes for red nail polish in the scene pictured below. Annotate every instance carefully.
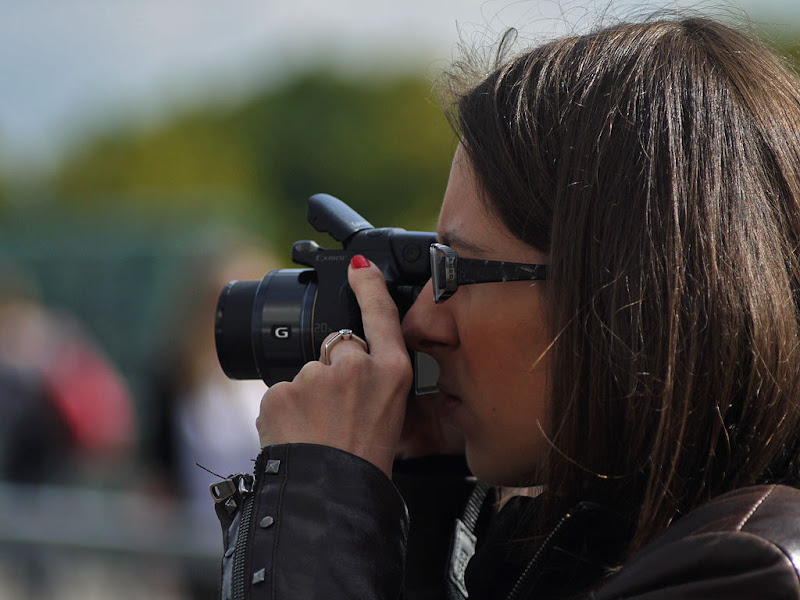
[351,254,370,269]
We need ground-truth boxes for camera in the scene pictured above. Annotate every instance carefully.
[214,193,440,392]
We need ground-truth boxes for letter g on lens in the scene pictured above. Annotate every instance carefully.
[272,325,291,339]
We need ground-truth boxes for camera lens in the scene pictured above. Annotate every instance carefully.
[215,269,317,384]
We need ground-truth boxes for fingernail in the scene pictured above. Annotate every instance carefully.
[351,254,370,269]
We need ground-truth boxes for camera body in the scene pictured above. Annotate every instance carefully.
[215,194,438,388]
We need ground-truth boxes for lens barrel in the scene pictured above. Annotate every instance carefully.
[215,269,317,385]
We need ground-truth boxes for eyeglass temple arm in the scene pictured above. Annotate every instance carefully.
[457,257,548,285]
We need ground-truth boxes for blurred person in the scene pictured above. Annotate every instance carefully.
[0,259,136,483]
[0,260,166,600]
[144,245,275,600]
[161,245,273,520]
[214,16,800,600]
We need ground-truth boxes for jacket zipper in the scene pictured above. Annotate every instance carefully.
[232,475,256,600]
[505,511,573,600]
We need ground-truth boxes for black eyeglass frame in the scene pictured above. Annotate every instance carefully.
[430,242,548,303]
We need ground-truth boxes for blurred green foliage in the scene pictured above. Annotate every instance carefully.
[15,35,800,252]
[51,69,456,256]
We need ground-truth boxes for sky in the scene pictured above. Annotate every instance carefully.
[2,0,798,172]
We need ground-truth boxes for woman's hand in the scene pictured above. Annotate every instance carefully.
[256,255,413,477]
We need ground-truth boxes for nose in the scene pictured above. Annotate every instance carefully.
[402,279,459,355]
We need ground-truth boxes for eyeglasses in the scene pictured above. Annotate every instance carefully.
[430,242,548,303]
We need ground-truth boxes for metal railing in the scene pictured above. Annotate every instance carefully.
[0,480,222,596]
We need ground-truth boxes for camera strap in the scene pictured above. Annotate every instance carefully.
[446,481,491,600]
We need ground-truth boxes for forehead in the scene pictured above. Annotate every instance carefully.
[438,147,511,251]
[438,146,548,264]
[438,148,497,244]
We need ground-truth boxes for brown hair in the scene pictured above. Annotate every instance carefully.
[445,17,800,555]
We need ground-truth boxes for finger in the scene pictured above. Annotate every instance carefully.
[347,255,405,357]
[320,329,370,365]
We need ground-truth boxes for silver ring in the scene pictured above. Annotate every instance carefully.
[321,328,369,365]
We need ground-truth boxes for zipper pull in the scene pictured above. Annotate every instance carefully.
[237,473,255,494]
[210,474,254,514]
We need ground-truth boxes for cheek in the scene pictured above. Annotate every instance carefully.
[460,286,551,384]
[458,287,553,465]
[462,284,552,420]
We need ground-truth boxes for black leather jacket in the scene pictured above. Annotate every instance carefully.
[212,444,800,599]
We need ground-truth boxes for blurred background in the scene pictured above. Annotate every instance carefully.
[0,0,798,598]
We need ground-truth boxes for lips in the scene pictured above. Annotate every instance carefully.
[436,382,463,418]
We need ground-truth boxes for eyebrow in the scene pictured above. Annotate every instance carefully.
[438,231,491,257]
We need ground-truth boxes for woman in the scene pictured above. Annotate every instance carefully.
[213,17,800,599]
